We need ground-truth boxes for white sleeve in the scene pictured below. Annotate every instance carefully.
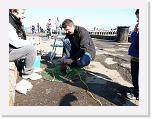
[9,24,31,48]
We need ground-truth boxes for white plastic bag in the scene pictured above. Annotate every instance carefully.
[15,79,33,95]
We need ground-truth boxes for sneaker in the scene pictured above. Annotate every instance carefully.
[22,67,42,74]
[33,67,42,73]
[126,92,139,100]
[22,72,42,80]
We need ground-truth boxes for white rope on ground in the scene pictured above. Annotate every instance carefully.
[78,73,103,106]
[50,69,55,82]
[48,36,102,105]
[60,70,103,105]
[48,66,102,105]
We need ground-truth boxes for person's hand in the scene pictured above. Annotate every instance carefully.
[59,57,64,63]
[63,59,73,65]
[134,23,139,32]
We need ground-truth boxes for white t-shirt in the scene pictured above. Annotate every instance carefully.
[9,23,31,48]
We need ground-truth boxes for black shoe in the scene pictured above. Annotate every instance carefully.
[126,92,139,100]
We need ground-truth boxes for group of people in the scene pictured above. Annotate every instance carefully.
[31,17,63,38]
[46,17,62,39]
[9,9,139,100]
[31,23,44,34]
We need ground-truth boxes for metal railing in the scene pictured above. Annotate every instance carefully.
[89,30,117,36]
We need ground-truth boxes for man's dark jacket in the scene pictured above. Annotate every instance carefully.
[64,26,96,60]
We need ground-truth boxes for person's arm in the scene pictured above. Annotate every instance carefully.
[131,32,139,47]
[9,24,31,48]
[134,23,139,32]
[71,30,89,61]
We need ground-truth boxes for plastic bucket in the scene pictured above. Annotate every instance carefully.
[34,55,41,68]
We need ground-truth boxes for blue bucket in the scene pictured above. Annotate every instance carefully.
[34,55,41,68]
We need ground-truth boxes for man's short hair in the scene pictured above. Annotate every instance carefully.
[62,19,74,28]
[135,9,139,15]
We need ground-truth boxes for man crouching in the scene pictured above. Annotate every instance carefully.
[61,19,96,72]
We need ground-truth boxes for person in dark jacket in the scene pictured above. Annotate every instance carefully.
[127,9,139,100]
[61,19,95,71]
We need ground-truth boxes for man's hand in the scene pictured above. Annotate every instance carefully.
[63,59,73,65]
[134,23,139,32]
[60,57,64,63]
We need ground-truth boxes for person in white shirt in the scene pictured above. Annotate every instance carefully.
[46,19,52,39]
[9,9,42,80]
[55,17,61,35]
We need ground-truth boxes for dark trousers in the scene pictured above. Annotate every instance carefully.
[131,60,139,96]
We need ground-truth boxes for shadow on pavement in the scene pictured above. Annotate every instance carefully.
[61,71,137,106]
[59,92,77,106]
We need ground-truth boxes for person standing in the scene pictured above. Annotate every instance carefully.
[37,23,40,33]
[46,19,52,39]
[31,25,35,34]
[55,17,61,35]
[127,9,139,100]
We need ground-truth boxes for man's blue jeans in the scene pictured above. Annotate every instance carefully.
[63,38,92,68]
[76,52,92,67]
